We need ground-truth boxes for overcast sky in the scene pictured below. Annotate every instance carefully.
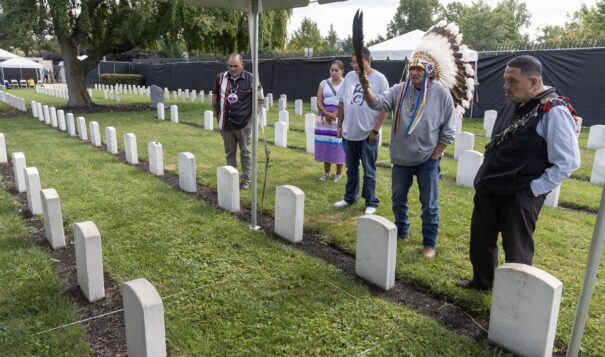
[287,0,599,41]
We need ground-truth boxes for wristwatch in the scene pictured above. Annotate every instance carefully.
[371,129,379,135]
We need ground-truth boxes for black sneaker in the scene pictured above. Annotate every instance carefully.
[456,279,490,291]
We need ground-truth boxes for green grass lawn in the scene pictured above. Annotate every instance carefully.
[0,108,491,355]
[2,90,604,355]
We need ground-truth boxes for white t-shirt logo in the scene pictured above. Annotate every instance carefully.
[351,84,365,106]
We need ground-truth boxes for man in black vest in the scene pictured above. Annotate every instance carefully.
[457,55,581,290]
[213,53,254,190]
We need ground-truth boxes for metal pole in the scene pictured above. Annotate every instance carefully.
[566,186,605,356]
[247,0,260,229]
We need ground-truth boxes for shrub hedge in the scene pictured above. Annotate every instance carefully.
[100,73,143,86]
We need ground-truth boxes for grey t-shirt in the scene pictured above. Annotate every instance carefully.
[338,70,389,141]
[368,81,456,166]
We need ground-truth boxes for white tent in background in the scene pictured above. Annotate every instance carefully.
[183,0,347,229]
[0,56,44,82]
[0,48,19,61]
[368,29,479,62]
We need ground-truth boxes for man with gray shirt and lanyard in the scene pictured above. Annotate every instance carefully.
[213,53,254,190]
[333,47,389,215]
[358,22,475,258]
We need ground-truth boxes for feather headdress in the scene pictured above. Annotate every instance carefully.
[394,21,476,135]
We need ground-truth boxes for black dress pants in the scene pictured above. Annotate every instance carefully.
[469,190,546,288]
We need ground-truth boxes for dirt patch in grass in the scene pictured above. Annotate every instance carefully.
[0,163,127,357]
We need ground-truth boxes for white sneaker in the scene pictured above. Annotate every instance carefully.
[333,175,342,183]
[364,207,377,215]
[333,200,350,208]
[319,173,331,181]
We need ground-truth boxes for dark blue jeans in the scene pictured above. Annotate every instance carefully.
[342,137,379,208]
[392,159,440,248]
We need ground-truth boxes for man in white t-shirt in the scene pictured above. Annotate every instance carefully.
[334,47,389,215]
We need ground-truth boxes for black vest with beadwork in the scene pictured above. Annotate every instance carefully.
[474,88,560,195]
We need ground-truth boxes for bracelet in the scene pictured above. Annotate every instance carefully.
[371,129,379,135]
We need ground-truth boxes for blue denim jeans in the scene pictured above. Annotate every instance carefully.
[342,137,379,208]
[392,159,440,248]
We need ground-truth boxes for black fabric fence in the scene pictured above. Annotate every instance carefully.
[476,48,605,126]
[91,49,605,125]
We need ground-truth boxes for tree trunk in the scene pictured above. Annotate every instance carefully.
[59,39,94,107]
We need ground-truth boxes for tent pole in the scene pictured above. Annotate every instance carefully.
[247,0,260,230]
[566,186,605,356]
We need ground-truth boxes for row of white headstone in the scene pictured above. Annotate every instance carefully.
[0,90,26,111]
[4,143,166,354]
[163,87,208,104]
[95,83,150,97]
[36,84,69,100]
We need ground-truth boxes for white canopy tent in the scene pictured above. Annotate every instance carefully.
[0,48,19,61]
[183,0,347,228]
[0,56,44,82]
[368,29,478,62]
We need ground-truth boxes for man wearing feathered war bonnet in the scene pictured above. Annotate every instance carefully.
[457,55,581,290]
[360,21,474,258]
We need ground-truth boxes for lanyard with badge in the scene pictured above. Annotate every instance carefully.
[227,77,239,104]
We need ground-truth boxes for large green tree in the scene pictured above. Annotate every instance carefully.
[538,0,605,47]
[287,17,324,52]
[439,0,530,50]
[386,0,440,38]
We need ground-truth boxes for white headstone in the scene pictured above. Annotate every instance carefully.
[310,96,318,113]
[488,263,562,357]
[105,127,118,154]
[170,105,179,124]
[89,121,101,147]
[278,98,286,111]
[590,148,605,185]
[32,100,38,118]
[280,94,287,101]
[148,142,164,176]
[57,110,66,131]
[124,133,139,164]
[0,133,6,163]
[171,91,177,100]
[41,188,66,249]
[267,93,273,107]
[544,185,561,208]
[178,152,196,193]
[24,167,43,215]
[74,221,105,302]
[355,215,397,290]
[274,122,288,148]
[190,90,196,102]
[306,129,315,154]
[157,103,165,120]
[115,92,120,103]
[456,150,483,188]
[37,102,44,122]
[274,185,305,243]
[454,132,475,160]
[77,117,88,141]
[198,93,204,104]
[294,99,303,116]
[304,113,316,133]
[50,107,58,127]
[455,115,463,133]
[204,111,213,131]
[586,125,605,150]
[103,90,109,100]
[217,166,240,212]
[278,110,289,127]
[43,105,51,125]
[67,113,76,137]
[123,278,166,357]
[484,110,497,138]
[12,152,27,193]
[109,90,114,101]
[208,92,213,105]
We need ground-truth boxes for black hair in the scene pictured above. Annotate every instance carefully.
[507,55,542,77]
[351,47,371,62]
[330,59,344,71]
